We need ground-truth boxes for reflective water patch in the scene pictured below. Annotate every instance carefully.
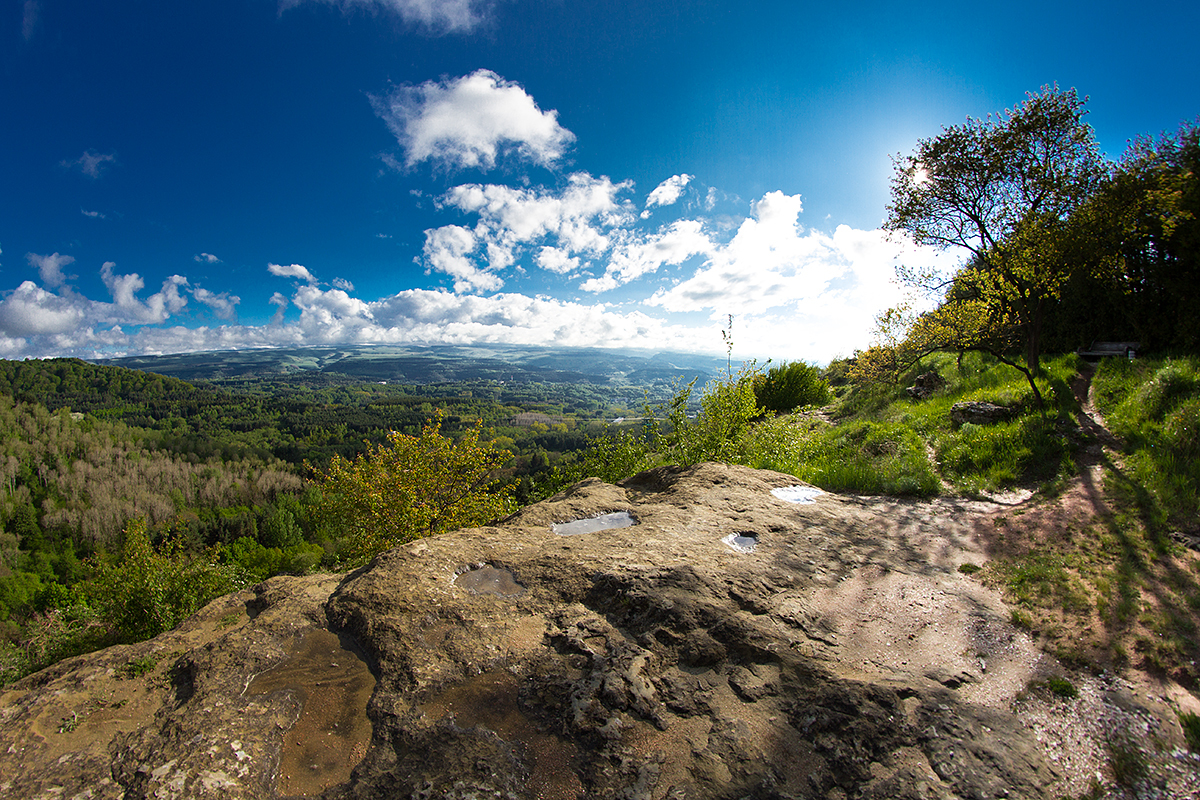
[771,485,824,504]
[247,628,375,797]
[721,532,759,553]
[453,564,524,596]
[551,511,635,536]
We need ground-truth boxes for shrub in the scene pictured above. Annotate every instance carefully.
[310,412,515,566]
[650,368,762,468]
[754,361,831,412]
[537,430,654,497]
[86,518,247,643]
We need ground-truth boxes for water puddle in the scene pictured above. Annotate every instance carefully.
[247,628,375,797]
[721,532,759,553]
[771,485,824,504]
[421,671,582,799]
[453,564,524,596]
[551,511,635,536]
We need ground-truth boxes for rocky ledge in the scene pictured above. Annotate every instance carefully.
[2,464,1192,799]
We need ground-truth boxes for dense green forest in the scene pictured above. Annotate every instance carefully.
[0,356,645,683]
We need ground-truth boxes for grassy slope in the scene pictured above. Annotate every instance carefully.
[754,352,1200,687]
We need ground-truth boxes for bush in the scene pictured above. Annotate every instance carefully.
[652,368,762,467]
[754,361,831,412]
[86,518,247,643]
[537,430,655,498]
[310,412,515,566]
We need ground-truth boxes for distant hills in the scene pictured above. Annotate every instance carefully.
[98,344,729,387]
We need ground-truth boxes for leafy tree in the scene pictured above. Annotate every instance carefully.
[310,412,515,566]
[1082,120,1199,350]
[884,85,1106,406]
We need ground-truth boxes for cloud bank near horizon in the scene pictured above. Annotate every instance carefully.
[1,69,953,365]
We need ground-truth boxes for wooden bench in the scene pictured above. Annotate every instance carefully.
[1077,341,1141,359]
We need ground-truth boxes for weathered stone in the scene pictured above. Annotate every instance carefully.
[1,464,1094,799]
[906,370,946,399]
[950,400,1014,426]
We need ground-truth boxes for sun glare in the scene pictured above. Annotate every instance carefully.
[912,165,930,186]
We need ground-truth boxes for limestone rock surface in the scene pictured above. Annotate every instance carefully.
[3,464,1108,799]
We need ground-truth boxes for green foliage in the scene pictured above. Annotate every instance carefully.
[883,86,1106,406]
[86,518,248,643]
[1,603,110,685]
[1072,121,1199,351]
[653,367,762,468]
[223,536,322,582]
[753,361,831,412]
[1094,356,1200,526]
[537,430,655,497]
[310,412,515,566]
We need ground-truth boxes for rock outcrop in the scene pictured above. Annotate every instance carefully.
[905,371,946,399]
[950,401,1014,426]
[1,464,1171,799]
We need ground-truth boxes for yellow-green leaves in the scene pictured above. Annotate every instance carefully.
[310,412,514,566]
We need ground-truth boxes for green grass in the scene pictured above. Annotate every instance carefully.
[747,351,1081,496]
[746,416,941,496]
[1093,356,1200,527]
[986,552,1093,614]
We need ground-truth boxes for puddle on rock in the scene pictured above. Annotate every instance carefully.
[247,628,375,798]
[721,532,759,553]
[453,564,524,596]
[551,510,635,536]
[771,485,824,504]
[421,671,582,800]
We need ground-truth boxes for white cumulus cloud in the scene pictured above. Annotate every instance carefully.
[192,287,240,320]
[374,70,576,170]
[643,191,956,363]
[424,173,635,291]
[194,253,221,263]
[268,262,317,283]
[580,220,713,293]
[422,224,503,293]
[0,282,88,337]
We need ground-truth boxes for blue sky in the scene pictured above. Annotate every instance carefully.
[3,0,1197,364]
